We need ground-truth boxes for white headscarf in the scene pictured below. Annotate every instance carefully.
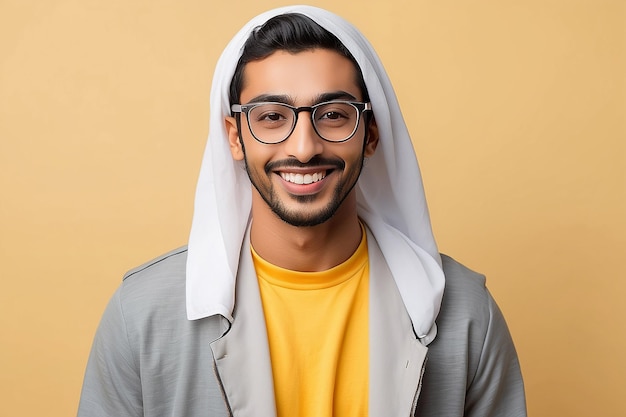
[186,5,445,343]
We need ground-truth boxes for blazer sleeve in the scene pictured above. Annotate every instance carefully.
[77,286,143,417]
[464,289,527,417]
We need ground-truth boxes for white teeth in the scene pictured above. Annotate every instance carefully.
[281,171,326,185]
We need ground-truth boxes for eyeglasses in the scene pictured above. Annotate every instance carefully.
[231,100,372,144]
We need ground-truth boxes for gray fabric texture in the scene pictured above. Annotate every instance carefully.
[78,234,526,417]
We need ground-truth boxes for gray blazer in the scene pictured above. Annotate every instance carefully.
[78,230,526,416]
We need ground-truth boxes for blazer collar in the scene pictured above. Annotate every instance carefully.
[210,225,428,416]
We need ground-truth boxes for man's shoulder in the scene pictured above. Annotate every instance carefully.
[440,254,487,295]
[95,246,224,381]
[417,260,526,415]
[122,246,188,283]
[114,246,189,320]
[438,254,491,327]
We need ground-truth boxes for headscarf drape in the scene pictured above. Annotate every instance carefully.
[186,5,445,344]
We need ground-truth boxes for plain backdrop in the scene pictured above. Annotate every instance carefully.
[1,0,624,416]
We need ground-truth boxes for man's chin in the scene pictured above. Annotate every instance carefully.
[272,205,336,228]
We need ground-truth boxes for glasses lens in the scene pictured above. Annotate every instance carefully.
[248,104,295,144]
[313,102,359,142]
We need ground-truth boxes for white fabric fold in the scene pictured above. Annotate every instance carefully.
[186,5,445,342]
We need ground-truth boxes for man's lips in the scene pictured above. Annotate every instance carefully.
[265,157,345,175]
[266,157,344,189]
[275,168,331,196]
[279,171,327,185]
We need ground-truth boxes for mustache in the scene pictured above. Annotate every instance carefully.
[265,157,345,174]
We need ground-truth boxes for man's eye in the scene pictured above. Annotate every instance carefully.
[320,111,345,120]
[257,112,287,122]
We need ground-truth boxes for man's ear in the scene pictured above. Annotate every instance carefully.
[225,116,244,161]
[364,116,379,157]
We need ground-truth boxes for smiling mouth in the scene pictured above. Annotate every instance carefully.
[280,171,327,185]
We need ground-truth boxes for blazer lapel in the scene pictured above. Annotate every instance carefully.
[210,232,277,417]
[367,229,429,417]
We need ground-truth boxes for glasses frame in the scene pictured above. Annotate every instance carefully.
[231,100,372,144]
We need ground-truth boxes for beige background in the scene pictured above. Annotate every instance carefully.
[1,0,624,416]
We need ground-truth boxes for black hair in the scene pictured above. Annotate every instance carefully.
[228,13,369,107]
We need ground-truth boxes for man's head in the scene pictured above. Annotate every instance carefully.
[224,14,379,227]
[188,6,442,336]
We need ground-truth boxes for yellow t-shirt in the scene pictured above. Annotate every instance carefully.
[252,232,369,417]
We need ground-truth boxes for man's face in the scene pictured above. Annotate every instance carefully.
[225,48,378,227]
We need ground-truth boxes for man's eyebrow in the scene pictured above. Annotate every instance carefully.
[246,94,293,105]
[313,91,358,104]
[244,91,359,106]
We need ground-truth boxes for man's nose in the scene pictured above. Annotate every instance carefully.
[283,113,324,163]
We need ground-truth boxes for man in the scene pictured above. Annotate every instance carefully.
[78,6,526,417]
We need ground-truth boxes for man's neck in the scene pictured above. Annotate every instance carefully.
[249,195,363,272]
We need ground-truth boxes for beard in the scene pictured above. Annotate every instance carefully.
[242,153,365,227]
